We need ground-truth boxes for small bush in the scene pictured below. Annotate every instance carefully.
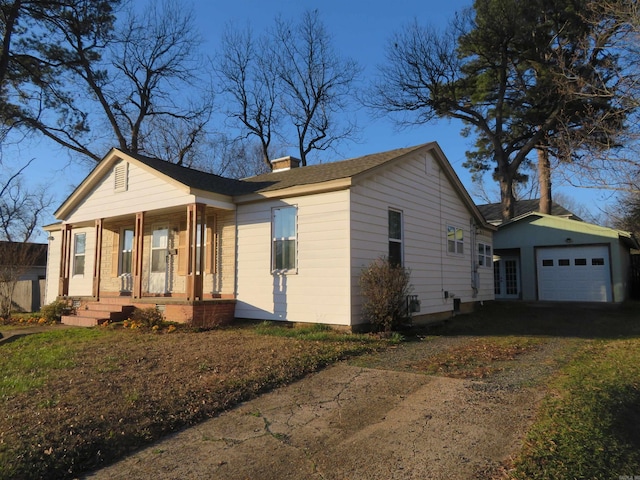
[125,307,164,330]
[40,300,73,323]
[359,257,412,333]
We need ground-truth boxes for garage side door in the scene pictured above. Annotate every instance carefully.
[536,245,611,302]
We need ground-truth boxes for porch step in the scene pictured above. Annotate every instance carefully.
[61,315,101,327]
[61,303,135,327]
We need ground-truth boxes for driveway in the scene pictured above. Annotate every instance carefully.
[84,335,555,480]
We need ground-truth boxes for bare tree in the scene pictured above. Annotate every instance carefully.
[0,160,51,318]
[3,0,212,164]
[216,10,361,169]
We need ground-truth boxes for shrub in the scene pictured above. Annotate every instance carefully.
[125,307,164,330]
[40,300,73,323]
[359,257,412,333]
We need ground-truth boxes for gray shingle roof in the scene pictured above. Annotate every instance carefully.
[128,144,430,196]
[477,199,581,224]
[241,144,430,193]
[127,152,256,196]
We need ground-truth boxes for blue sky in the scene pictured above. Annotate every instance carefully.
[8,0,615,240]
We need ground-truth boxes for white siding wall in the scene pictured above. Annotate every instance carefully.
[44,229,62,305]
[350,152,493,324]
[66,161,196,224]
[235,190,352,325]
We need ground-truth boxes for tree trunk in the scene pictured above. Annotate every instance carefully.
[499,174,516,222]
[538,147,552,214]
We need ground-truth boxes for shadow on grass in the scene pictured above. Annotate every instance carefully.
[410,301,640,340]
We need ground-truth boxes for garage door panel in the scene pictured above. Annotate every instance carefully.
[536,246,611,302]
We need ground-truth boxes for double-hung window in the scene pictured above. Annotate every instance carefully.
[388,209,403,266]
[478,243,492,267]
[73,233,86,276]
[272,206,297,272]
[447,225,464,254]
[120,228,134,275]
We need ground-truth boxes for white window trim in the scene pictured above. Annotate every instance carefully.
[447,225,464,255]
[388,208,403,266]
[119,227,134,275]
[73,233,86,277]
[271,205,298,274]
[478,242,492,267]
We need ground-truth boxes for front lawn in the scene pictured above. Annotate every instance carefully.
[0,323,389,480]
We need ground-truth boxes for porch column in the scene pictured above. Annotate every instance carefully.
[186,203,205,301]
[92,219,103,299]
[133,212,145,299]
[58,224,72,297]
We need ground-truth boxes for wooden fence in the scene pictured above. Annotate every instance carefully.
[1,279,46,313]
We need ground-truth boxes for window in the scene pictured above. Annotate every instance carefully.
[559,259,570,266]
[542,259,554,267]
[272,206,297,272]
[114,162,128,192]
[151,228,168,273]
[592,258,605,266]
[388,209,403,266]
[447,226,464,254]
[120,228,134,274]
[575,258,587,266]
[73,233,86,276]
[478,243,492,267]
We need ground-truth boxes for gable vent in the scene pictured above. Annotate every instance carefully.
[114,162,128,192]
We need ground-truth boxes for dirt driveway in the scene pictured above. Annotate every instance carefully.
[84,334,569,480]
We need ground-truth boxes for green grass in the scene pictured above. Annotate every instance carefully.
[513,338,640,479]
[254,321,402,343]
[0,329,107,400]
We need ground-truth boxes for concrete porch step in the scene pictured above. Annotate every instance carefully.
[61,303,135,327]
[61,315,101,327]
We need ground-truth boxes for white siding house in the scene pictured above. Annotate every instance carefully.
[45,143,494,328]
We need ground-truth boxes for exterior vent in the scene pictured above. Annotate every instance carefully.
[271,156,301,172]
[114,162,128,192]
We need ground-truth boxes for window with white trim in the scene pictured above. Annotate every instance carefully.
[478,243,492,267]
[120,228,134,274]
[447,225,464,254]
[73,233,86,276]
[388,209,403,266]
[272,206,297,272]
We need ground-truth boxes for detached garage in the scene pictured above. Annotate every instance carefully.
[485,210,638,303]
[536,245,612,302]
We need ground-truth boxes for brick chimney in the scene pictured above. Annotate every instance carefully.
[271,156,301,172]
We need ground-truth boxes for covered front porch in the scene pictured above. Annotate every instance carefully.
[53,202,237,327]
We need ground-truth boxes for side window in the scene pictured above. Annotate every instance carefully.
[388,209,403,266]
[272,206,297,272]
[73,233,86,276]
[447,225,464,254]
[478,243,492,267]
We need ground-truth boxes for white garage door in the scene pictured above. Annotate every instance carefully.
[536,245,611,302]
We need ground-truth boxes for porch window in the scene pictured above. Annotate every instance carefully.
[478,243,492,267]
[151,228,168,273]
[272,206,297,272]
[73,233,86,276]
[388,209,403,266]
[120,228,134,274]
[447,225,464,254]
[195,222,205,274]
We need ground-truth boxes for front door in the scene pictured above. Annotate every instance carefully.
[148,227,169,294]
[494,256,520,299]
